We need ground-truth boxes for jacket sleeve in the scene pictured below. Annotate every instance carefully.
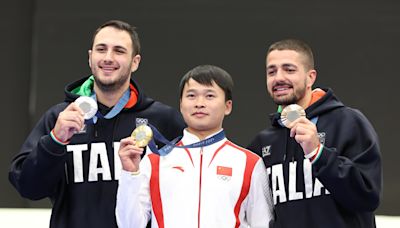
[246,159,274,227]
[8,105,68,200]
[313,108,382,212]
[116,156,152,228]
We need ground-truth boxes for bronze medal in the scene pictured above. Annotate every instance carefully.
[280,104,306,128]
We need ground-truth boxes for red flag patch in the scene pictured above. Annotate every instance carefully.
[217,166,232,176]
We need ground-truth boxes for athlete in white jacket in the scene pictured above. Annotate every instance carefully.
[116,65,274,228]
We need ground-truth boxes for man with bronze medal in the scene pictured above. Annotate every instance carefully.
[9,20,185,228]
[247,39,382,228]
[116,65,274,227]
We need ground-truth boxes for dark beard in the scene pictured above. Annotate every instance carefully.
[93,73,131,93]
[273,94,298,106]
[271,83,307,106]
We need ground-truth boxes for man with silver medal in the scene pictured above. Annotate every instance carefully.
[9,20,185,228]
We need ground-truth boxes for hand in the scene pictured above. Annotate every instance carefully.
[53,103,85,142]
[288,117,320,155]
[119,137,144,172]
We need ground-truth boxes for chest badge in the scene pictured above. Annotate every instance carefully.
[217,166,232,181]
[262,145,272,157]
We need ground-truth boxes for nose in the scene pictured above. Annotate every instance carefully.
[275,68,285,80]
[194,96,205,108]
[104,50,114,63]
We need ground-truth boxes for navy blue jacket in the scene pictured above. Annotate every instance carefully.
[248,88,382,228]
[9,76,186,228]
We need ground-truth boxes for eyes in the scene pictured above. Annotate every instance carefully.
[185,92,217,100]
[94,45,127,55]
[266,64,297,76]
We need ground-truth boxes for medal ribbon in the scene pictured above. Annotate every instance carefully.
[146,124,226,156]
[87,88,131,124]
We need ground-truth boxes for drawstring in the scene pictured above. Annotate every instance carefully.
[111,114,121,148]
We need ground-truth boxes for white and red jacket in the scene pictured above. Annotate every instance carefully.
[116,129,274,228]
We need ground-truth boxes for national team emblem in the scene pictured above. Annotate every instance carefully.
[217,166,232,181]
[135,118,148,127]
[261,145,271,157]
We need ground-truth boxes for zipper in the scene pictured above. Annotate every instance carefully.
[198,147,204,228]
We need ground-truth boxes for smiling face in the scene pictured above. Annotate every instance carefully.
[180,78,232,139]
[88,26,141,92]
[266,49,316,108]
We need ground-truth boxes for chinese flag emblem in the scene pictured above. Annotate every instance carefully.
[217,166,232,176]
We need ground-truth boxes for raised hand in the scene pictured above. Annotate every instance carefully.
[288,116,320,155]
[52,103,85,143]
[118,137,144,172]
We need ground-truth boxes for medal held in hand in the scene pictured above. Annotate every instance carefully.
[75,96,98,120]
[131,124,153,147]
[280,104,306,128]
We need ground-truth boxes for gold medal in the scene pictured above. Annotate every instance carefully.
[280,104,306,128]
[131,125,153,147]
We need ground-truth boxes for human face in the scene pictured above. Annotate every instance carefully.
[266,50,316,108]
[180,79,232,139]
[88,26,141,92]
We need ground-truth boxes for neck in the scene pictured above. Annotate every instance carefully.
[187,128,223,140]
[281,90,312,110]
[94,83,129,107]
[297,91,312,109]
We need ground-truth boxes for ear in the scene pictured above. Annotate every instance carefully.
[224,100,233,116]
[88,50,92,68]
[130,54,141,72]
[307,69,317,89]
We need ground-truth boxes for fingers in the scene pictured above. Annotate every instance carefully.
[67,102,85,113]
[118,137,144,172]
[289,117,314,137]
[119,137,144,156]
[52,103,86,142]
[289,117,320,154]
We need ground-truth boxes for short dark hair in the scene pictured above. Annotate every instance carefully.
[267,38,314,70]
[179,65,234,101]
[91,20,141,55]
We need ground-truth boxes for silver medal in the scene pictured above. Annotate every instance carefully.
[75,96,98,120]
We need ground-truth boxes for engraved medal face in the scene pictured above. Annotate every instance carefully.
[74,96,98,120]
[131,125,153,147]
[280,104,306,128]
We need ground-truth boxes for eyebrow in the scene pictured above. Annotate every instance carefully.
[267,63,297,69]
[94,43,128,51]
[282,63,297,68]
[185,88,217,93]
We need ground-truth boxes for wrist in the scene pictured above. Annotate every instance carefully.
[305,143,324,164]
[50,129,70,146]
[304,144,319,159]
[122,166,140,175]
[130,170,141,176]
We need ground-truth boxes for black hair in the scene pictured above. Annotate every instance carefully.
[179,65,233,101]
[91,20,141,55]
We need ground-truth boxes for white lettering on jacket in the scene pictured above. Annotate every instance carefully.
[66,142,122,183]
[269,159,330,205]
